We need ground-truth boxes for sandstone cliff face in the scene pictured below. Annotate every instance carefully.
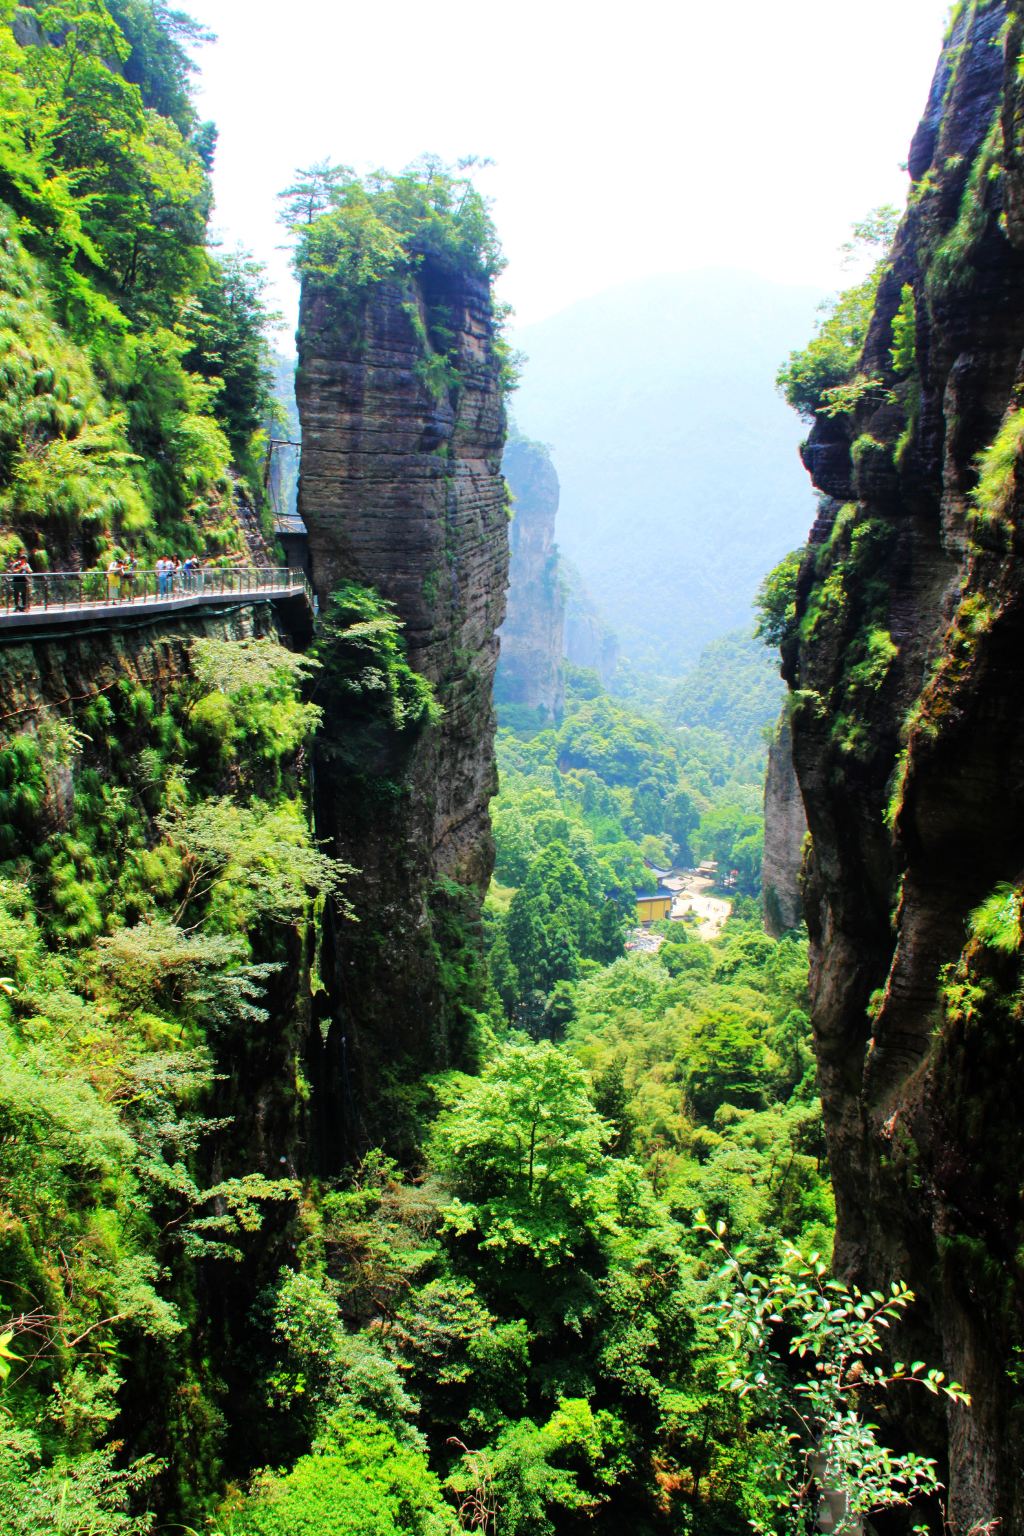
[776,4,1024,1526]
[496,437,565,724]
[762,715,806,936]
[296,258,508,1134]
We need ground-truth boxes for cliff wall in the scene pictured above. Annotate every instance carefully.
[776,4,1024,1526]
[296,256,508,1138]
[1,604,266,717]
[496,436,565,724]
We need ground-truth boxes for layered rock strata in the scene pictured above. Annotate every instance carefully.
[296,258,508,1133]
[496,436,565,723]
[775,4,1024,1526]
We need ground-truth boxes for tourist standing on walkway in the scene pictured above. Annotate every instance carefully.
[106,556,122,603]
[123,553,137,600]
[9,552,31,612]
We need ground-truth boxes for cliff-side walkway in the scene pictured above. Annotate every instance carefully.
[0,567,314,639]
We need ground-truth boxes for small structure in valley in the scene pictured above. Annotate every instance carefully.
[636,870,674,926]
[636,890,672,925]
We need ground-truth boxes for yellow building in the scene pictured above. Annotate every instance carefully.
[636,891,672,925]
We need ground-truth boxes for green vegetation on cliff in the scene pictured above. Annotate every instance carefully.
[0,622,337,1526]
[765,9,1023,1525]
[284,157,504,292]
[284,157,515,407]
[0,567,831,1536]
[0,0,277,567]
[776,207,898,421]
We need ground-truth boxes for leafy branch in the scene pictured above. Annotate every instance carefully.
[698,1214,973,1534]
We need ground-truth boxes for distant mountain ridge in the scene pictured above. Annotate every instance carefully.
[511,268,824,671]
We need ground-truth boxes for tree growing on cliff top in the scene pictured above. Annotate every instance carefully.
[278,158,355,228]
[283,156,504,295]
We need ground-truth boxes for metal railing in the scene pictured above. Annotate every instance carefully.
[0,566,311,620]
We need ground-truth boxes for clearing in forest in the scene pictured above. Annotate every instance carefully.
[665,870,732,939]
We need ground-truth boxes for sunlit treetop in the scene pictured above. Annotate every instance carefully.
[281,155,506,295]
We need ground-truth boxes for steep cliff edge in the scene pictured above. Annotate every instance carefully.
[295,183,508,1137]
[775,4,1024,1526]
[495,435,565,724]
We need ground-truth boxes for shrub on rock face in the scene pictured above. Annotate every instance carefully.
[775,206,897,422]
[311,583,441,782]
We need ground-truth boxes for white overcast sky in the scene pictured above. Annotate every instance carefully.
[183,0,952,345]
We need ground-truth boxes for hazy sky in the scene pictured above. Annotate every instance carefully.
[183,0,952,344]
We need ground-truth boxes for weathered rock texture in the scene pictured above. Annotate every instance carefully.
[775,4,1024,1527]
[762,715,806,936]
[495,436,564,723]
[296,258,508,1138]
